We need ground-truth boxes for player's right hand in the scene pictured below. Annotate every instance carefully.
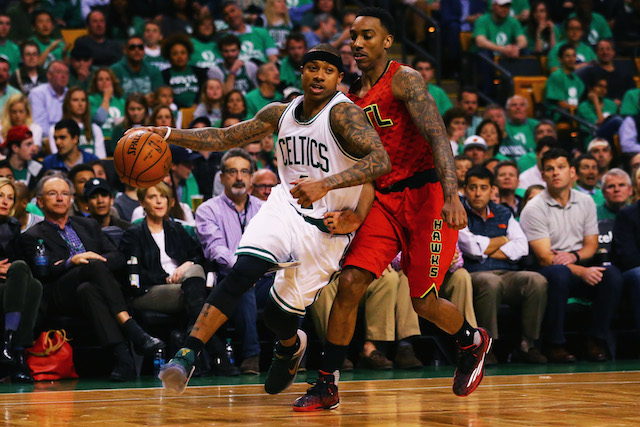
[124,126,170,140]
[441,196,467,230]
[323,210,362,234]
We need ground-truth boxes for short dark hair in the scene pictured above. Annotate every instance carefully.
[458,86,478,101]
[189,116,211,128]
[54,119,81,138]
[285,32,307,50]
[572,153,597,169]
[0,160,12,171]
[541,147,571,169]
[218,33,241,50]
[476,118,504,143]
[455,154,473,162]
[465,167,495,186]
[85,9,105,25]
[535,136,559,153]
[31,9,54,26]
[68,163,94,187]
[564,16,582,31]
[494,160,519,176]
[221,147,256,174]
[558,43,576,59]
[356,7,395,36]
[20,40,40,56]
[442,107,467,128]
[412,56,433,69]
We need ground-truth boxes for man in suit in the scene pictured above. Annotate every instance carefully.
[19,173,164,381]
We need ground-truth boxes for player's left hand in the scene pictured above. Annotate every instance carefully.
[442,196,467,230]
[323,210,361,234]
[290,178,329,208]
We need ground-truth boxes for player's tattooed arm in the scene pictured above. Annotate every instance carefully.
[290,103,390,207]
[143,103,287,152]
[391,66,467,229]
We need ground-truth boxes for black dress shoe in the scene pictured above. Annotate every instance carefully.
[0,331,16,365]
[545,346,576,363]
[587,340,608,362]
[11,352,33,383]
[133,334,165,357]
[110,357,136,382]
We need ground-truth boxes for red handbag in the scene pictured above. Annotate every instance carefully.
[25,330,79,381]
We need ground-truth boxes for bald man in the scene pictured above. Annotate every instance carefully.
[251,169,277,201]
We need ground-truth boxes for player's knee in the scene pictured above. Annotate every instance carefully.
[336,268,372,303]
[263,298,299,340]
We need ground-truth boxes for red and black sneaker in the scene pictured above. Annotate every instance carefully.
[292,371,339,412]
[453,327,492,397]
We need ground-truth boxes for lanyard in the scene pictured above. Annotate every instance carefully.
[236,200,249,233]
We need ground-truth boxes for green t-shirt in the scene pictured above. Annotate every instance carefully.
[268,23,293,50]
[0,40,21,73]
[112,58,164,97]
[245,88,283,119]
[89,93,125,140]
[144,54,171,73]
[51,0,84,30]
[620,88,640,116]
[30,37,63,69]
[575,184,605,206]
[498,136,530,161]
[108,17,146,43]
[190,38,221,69]
[472,13,524,52]
[11,167,28,182]
[166,68,201,108]
[488,0,530,16]
[516,152,537,172]
[545,68,585,106]
[576,98,618,135]
[427,84,453,115]
[597,203,618,221]
[567,12,612,46]
[547,41,597,71]
[505,118,539,153]
[279,56,302,90]
[236,26,277,63]
[286,0,312,7]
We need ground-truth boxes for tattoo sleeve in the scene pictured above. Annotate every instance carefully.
[392,66,458,199]
[326,103,391,190]
[162,103,287,151]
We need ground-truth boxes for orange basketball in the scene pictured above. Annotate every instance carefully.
[113,130,172,188]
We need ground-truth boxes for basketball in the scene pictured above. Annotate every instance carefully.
[113,130,172,188]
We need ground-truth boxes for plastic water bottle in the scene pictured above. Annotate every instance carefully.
[225,338,235,365]
[598,249,611,267]
[128,256,140,288]
[34,239,48,277]
[154,348,165,375]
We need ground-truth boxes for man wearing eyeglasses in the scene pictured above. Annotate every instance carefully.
[251,169,277,201]
[112,35,163,98]
[194,147,265,375]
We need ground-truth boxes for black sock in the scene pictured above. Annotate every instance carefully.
[373,341,390,355]
[184,336,205,356]
[320,341,348,373]
[453,320,476,348]
[113,342,132,364]
[276,336,300,356]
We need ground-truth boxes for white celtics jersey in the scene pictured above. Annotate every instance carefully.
[276,92,363,220]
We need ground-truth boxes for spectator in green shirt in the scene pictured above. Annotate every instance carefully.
[222,1,279,64]
[30,10,64,70]
[8,0,55,43]
[545,44,585,114]
[576,78,618,134]
[67,43,93,92]
[412,56,452,115]
[573,153,605,205]
[505,95,539,153]
[143,21,170,73]
[596,168,632,220]
[547,18,596,73]
[190,14,220,70]
[88,68,125,151]
[112,35,164,97]
[621,88,640,117]
[279,32,306,91]
[208,34,258,96]
[569,0,613,47]
[0,13,20,74]
[264,0,294,51]
[523,0,560,55]
[459,87,483,138]
[245,63,283,119]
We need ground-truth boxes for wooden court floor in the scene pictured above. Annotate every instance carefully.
[2,370,640,426]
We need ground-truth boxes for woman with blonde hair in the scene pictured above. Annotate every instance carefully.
[0,94,43,154]
[193,78,223,125]
[119,181,207,329]
[264,0,293,51]
[48,87,106,158]
[88,67,125,142]
[0,178,42,383]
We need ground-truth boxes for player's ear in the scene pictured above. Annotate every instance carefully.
[337,71,344,85]
[384,34,394,49]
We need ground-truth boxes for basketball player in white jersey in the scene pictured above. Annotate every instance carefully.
[135,44,391,397]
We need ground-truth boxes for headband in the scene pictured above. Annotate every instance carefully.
[302,50,344,74]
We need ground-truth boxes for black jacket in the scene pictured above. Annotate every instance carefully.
[0,217,22,262]
[18,216,125,283]
[119,219,204,290]
[613,201,640,271]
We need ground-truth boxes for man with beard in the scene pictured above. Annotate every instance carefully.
[573,153,605,206]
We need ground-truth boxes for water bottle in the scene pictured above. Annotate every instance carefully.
[34,239,48,277]
[225,338,235,365]
[598,248,611,267]
[154,348,165,375]
[128,256,140,288]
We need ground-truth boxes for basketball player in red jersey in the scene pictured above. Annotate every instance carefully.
[293,8,492,412]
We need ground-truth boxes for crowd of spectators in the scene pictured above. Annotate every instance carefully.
[1,0,640,383]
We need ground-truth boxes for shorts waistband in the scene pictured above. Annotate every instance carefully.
[302,214,331,234]
[378,169,438,194]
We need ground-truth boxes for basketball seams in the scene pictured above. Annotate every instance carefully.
[134,140,170,181]
[115,130,171,188]
[129,132,152,178]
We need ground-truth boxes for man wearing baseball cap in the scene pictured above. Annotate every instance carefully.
[462,135,489,166]
[84,178,131,233]
[6,125,43,191]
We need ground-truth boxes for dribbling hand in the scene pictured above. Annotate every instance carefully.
[290,178,329,208]
[441,196,467,230]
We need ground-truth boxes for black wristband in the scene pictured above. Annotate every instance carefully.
[570,250,580,262]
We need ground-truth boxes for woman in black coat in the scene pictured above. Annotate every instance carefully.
[0,178,42,382]
[119,182,207,328]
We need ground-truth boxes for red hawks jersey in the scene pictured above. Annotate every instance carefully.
[348,61,435,189]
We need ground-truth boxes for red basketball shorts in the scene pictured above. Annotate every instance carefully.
[343,182,458,298]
